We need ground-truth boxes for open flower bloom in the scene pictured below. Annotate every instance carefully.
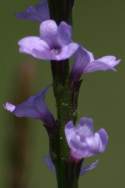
[4,87,55,127]
[16,0,49,22]
[70,47,120,81]
[65,117,108,160]
[18,20,79,61]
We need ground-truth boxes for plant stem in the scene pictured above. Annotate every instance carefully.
[48,0,72,24]
[49,133,82,188]
[48,1,82,188]
[48,0,76,157]
[54,160,81,188]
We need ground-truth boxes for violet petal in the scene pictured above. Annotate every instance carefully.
[80,160,99,175]
[18,36,50,59]
[70,47,92,81]
[98,128,109,152]
[58,22,72,45]
[43,155,55,173]
[40,20,58,47]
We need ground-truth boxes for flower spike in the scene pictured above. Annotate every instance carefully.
[4,87,56,127]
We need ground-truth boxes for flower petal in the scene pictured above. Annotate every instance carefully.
[80,160,99,175]
[43,155,55,173]
[3,102,16,112]
[16,0,49,22]
[97,56,120,67]
[70,47,92,81]
[98,128,109,152]
[32,42,78,61]
[65,121,75,145]
[84,55,120,73]
[86,133,102,154]
[70,144,90,159]
[58,22,72,45]
[40,20,58,46]
[79,117,93,129]
[18,36,50,59]
[84,62,114,73]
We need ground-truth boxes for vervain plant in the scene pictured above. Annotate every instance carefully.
[4,1,120,188]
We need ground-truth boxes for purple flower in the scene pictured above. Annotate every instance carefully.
[16,0,49,22]
[4,87,55,127]
[70,47,120,81]
[18,20,79,61]
[65,117,108,160]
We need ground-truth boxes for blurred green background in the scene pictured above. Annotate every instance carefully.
[0,0,124,187]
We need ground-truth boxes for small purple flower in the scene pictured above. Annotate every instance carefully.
[18,20,79,61]
[65,117,108,160]
[4,87,55,127]
[16,0,49,22]
[70,47,120,81]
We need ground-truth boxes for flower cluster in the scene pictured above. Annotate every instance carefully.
[4,0,120,169]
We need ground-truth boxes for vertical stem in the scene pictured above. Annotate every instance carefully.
[54,160,81,188]
[49,132,82,188]
[48,0,72,24]
[48,0,75,156]
[48,1,82,188]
